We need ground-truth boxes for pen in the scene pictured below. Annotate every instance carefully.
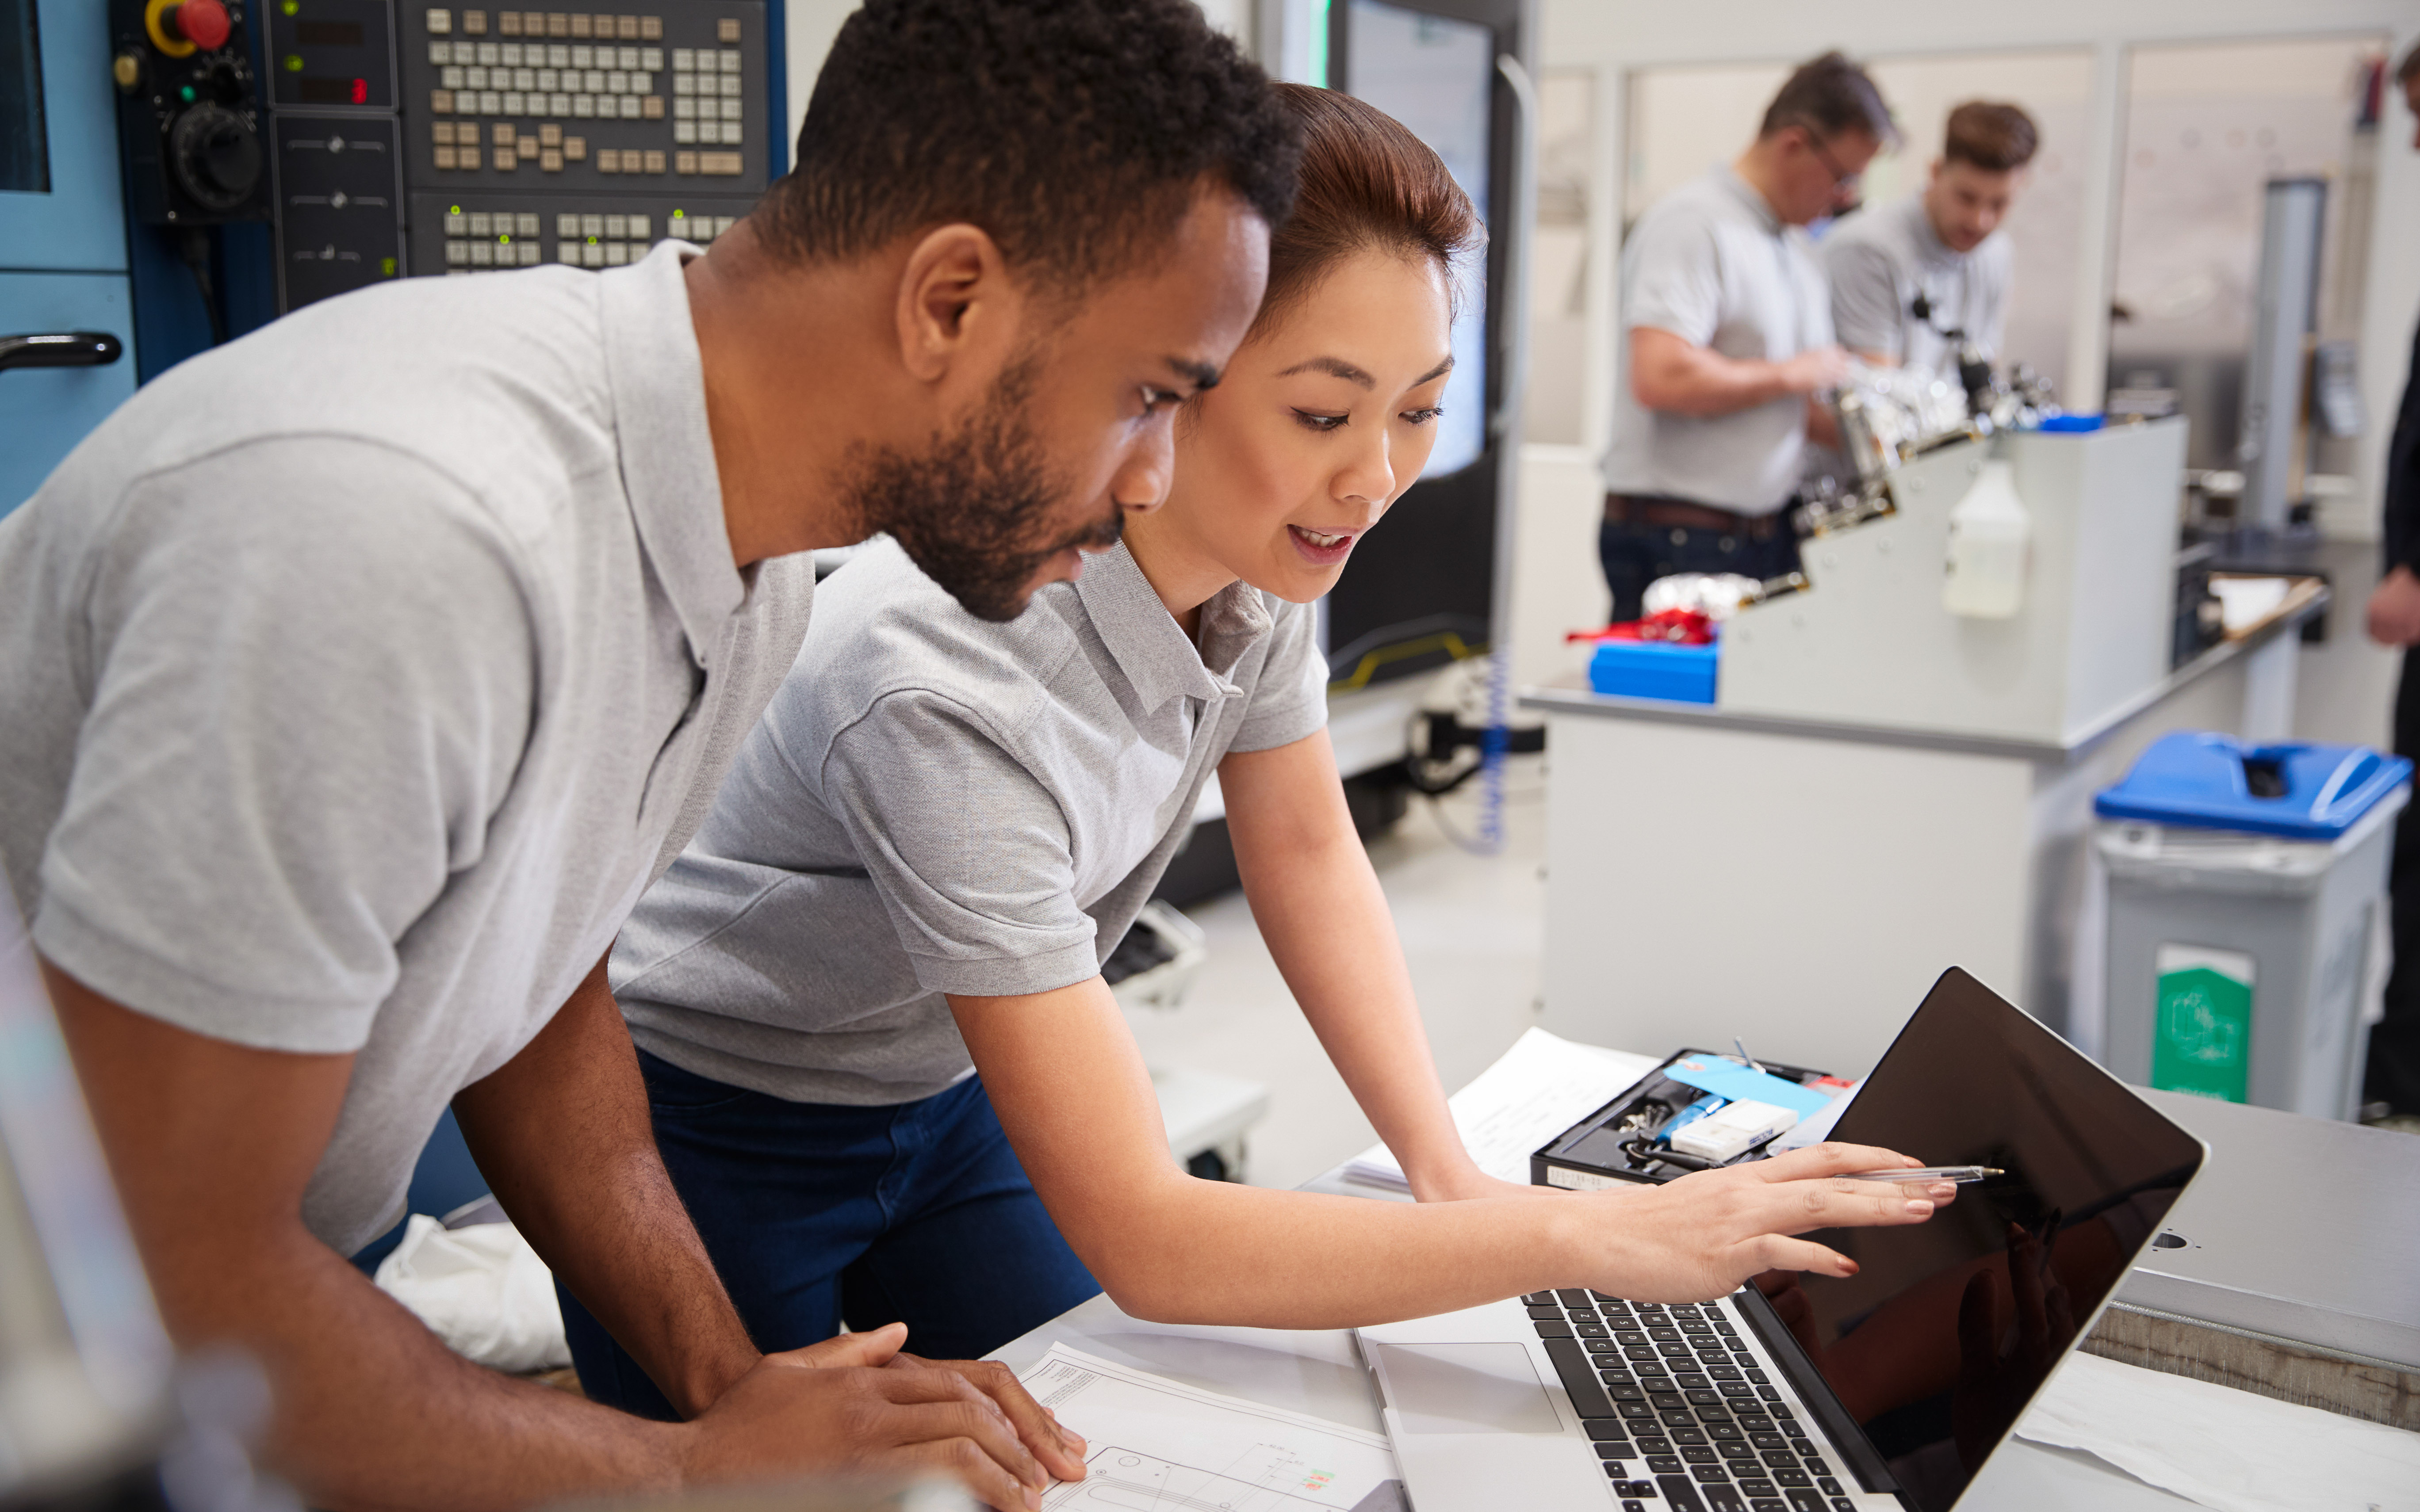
[1842,1166,2004,1184]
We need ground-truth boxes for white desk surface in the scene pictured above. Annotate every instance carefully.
[990,1209,2198,1511]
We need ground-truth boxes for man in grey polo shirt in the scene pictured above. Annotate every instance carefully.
[1824,101,2038,383]
[1599,52,1892,621]
[0,2,1293,1507]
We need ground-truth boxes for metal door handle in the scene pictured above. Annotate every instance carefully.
[0,332,126,372]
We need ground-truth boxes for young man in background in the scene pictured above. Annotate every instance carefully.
[1823,101,2039,382]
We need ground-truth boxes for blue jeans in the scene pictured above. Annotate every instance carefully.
[1599,514,1804,624]
[562,1050,1101,1418]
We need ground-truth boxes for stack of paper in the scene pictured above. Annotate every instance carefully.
[1341,1027,1663,1191]
[1021,1344,1401,1511]
[2012,1351,2420,1512]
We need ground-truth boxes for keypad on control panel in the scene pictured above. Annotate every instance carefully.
[440,204,740,272]
[416,8,750,178]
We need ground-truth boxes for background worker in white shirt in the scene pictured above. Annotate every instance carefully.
[1598,53,1892,622]
[1823,102,2039,383]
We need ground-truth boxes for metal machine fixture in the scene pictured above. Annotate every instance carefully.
[2237,176,2327,532]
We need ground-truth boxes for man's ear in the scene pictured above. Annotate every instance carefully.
[894,223,1015,385]
[1927,156,1945,187]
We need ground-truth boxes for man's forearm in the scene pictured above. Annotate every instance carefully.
[452,956,757,1417]
[222,1229,687,1511]
[1631,331,1796,418]
[40,960,689,1511]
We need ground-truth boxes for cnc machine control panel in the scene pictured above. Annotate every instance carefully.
[398,3,768,276]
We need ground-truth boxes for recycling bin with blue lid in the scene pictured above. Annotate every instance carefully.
[2095,732,2411,1119]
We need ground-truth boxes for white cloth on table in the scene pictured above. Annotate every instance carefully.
[374,1215,570,1375]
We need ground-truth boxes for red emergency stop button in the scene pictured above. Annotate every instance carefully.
[165,0,231,50]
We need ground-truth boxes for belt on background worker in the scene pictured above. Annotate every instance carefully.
[1604,491,1793,543]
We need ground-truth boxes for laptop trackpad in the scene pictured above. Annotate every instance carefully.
[1372,1341,1562,1435]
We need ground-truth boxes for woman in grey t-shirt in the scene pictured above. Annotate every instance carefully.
[576,86,1940,1417]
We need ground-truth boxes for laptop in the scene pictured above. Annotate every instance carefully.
[1356,967,2209,1512]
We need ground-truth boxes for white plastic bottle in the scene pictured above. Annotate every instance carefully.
[1942,458,2031,619]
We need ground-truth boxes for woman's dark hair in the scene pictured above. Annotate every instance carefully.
[1252,83,1484,335]
[758,0,1300,294]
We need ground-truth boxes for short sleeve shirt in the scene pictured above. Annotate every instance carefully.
[0,243,815,1256]
[1823,191,2012,381]
[612,536,1330,1106]
[1602,169,1834,515]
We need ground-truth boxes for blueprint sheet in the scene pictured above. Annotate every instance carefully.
[1020,1343,1405,1512]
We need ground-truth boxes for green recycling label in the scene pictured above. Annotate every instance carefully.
[2151,945,2252,1103]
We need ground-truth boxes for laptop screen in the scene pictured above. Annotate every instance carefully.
[1741,968,2205,1512]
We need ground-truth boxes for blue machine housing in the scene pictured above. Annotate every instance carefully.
[2094,731,2413,841]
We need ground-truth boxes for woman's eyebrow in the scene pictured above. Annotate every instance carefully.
[1275,355,1376,388]
[1414,354,1455,386]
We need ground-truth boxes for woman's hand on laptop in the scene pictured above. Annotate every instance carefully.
[1583,1143,1956,1302]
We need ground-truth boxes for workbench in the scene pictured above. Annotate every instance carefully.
[1520,587,2331,1081]
[992,1041,2420,1508]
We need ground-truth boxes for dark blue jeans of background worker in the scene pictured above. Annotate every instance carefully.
[1599,516,1804,625]
[560,1050,1100,1417]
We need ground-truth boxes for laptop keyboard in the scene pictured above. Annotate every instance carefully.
[1524,1288,1860,1512]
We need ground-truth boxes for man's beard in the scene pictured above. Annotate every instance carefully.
[841,356,1122,623]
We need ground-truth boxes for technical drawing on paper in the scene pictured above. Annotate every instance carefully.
[1044,1445,1336,1511]
[1018,1344,1397,1512]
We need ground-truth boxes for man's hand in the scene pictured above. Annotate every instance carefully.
[1578,1143,1955,1303]
[889,1348,1088,1481]
[1777,344,1852,396]
[2367,565,2420,646]
[683,1325,1085,1512]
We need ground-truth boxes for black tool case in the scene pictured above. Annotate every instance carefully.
[1530,1049,1840,1190]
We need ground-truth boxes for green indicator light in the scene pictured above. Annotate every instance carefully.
[380,257,396,276]
[670,209,684,219]
[283,53,302,71]
[449,204,461,214]
[280,0,297,13]
[498,234,510,244]
[180,84,195,100]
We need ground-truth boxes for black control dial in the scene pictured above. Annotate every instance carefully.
[168,103,260,210]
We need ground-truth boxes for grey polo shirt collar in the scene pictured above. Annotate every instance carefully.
[1716,167,1784,236]
[1071,539,1274,710]
[1896,191,1961,271]
[601,241,744,669]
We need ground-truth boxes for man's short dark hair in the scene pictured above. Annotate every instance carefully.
[1759,50,1895,148]
[2398,42,2420,88]
[1944,101,2039,172]
[757,0,1300,292]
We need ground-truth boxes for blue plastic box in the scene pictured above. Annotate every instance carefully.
[1589,638,1717,704]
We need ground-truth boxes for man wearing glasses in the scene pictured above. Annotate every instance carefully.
[1599,52,1893,621]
